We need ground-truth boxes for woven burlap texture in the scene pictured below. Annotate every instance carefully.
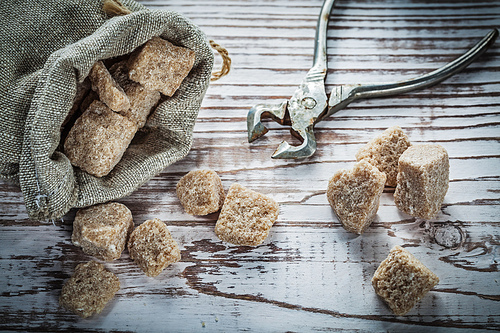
[0,0,214,220]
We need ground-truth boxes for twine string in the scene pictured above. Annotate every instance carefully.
[209,40,231,81]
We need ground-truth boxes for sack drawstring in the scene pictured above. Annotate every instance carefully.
[209,40,231,81]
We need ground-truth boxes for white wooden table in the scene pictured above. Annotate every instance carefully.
[1,0,499,331]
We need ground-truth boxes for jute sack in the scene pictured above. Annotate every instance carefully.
[0,0,215,220]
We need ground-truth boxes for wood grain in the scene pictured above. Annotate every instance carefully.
[1,0,499,331]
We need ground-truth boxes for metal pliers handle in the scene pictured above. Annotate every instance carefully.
[247,0,498,159]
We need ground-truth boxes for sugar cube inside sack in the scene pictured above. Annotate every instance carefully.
[355,126,412,187]
[215,183,279,246]
[394,144,449,219]
[59,261,120,318]
[327,160,386,235]
[128,37,196,96]
[127,218,181,277]
[64,100,137,177]
[176,169,225,216]
[109,60,160,128]
[72,202,134,261]
[372,245,439,316]
[89,60,130,112]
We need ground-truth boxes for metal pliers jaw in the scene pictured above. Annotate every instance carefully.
[247,0,499,159]
[247,0,333,159]
[247,66,327,159]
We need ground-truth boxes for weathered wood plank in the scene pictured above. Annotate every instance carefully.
[1,222,499,331]
[1,0,499,331]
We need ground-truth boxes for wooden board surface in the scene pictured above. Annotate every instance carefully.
[1,0,499,331]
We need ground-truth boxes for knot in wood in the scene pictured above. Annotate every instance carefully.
[432,224,465,249]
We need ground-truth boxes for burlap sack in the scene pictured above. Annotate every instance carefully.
[0,0,214,220]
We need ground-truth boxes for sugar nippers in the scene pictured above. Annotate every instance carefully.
[247,0,498,159]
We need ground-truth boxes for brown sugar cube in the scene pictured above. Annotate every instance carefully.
[127,37,196,97]
[372,245,439,316]
[356,126,412,187]
[176,170,225,216]
[59,261,120,318]
[109,61,160,128]
[127,218,181,277]
[327,160,386,235]
[89,60,130,112]
[72,202,134,261]
[64,100,137,177]
[122,83,161,128]
[215,183,279,246]
[394,144,449,219]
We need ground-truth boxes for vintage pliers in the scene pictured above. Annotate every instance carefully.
[247,0,499,159]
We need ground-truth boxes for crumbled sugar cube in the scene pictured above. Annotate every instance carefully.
[394,144,449,219]
[372,245,439,316]
[59,261,120,318]
[127,218,181,277]
[72,202,134,261]
[176,170,225,216]
[109,61,161,128]
[215,183,279,246]
[127,37,195,96]
[355,126,412,187]
[64,100,137,177]
[327,160,386,235]
[89,60,130,112]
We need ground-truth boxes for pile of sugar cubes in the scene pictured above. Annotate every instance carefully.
[58,35,201,317]
[63,37,195,177]
[327,126,449,235]
[60,169,279,318]
[176,170,280,247]
[59,124,449,318]
[61,201,184,318]
[60,126,450,318]
[58,31,283,318]
[59,54,450,322]
[327,125,449,315]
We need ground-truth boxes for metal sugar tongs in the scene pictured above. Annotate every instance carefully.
[247,0,499,159]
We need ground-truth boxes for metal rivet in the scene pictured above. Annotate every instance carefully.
[302,97,317,109]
